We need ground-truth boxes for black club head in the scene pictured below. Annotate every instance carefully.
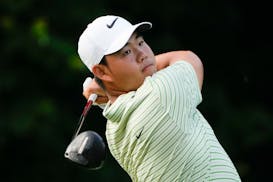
[64,130,106,170]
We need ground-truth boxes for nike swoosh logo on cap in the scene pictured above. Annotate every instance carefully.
[106,17,118,28]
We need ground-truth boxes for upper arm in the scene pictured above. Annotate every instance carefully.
[155,50,204,90]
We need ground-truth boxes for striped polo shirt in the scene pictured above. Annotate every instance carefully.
[103,61,241,181]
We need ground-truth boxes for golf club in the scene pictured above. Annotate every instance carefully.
[64,94,106,170]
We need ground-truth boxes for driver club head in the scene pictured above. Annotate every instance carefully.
[64,130,106,170]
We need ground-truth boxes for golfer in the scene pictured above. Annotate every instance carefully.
[78,15,241,181]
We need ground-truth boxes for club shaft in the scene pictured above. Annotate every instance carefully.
[72,94,97,139]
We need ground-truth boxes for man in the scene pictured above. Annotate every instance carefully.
[78,15,241,181]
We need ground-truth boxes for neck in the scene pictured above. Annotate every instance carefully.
[104,86,128,104]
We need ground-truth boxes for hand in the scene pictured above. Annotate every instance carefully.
[83,77,108,104]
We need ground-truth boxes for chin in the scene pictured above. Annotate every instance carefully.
[146,68,156,76]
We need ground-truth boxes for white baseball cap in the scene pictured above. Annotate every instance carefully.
[78,15,152,72]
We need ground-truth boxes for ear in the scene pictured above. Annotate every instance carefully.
[92,65,112,81]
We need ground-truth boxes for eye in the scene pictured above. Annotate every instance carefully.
[138,40,144,46]
[123,49,131,56]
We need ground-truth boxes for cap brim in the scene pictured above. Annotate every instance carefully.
[105,22,152,55]
[135,22,152,32]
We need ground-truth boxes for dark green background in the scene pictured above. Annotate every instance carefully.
[1,0,272,181]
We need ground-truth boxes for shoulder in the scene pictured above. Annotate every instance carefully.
[151,61,202,107]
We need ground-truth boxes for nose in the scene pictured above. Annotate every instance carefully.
[136,48,147,63]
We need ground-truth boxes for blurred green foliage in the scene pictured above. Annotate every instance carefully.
[1,0,272,181]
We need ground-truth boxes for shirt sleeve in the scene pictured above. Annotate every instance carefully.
[152,61,202,110]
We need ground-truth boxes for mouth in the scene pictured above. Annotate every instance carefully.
[142,63,153,72]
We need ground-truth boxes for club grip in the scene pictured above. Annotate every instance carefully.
[88,94,98,103]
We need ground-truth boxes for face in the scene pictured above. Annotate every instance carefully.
[104,32,156,92]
